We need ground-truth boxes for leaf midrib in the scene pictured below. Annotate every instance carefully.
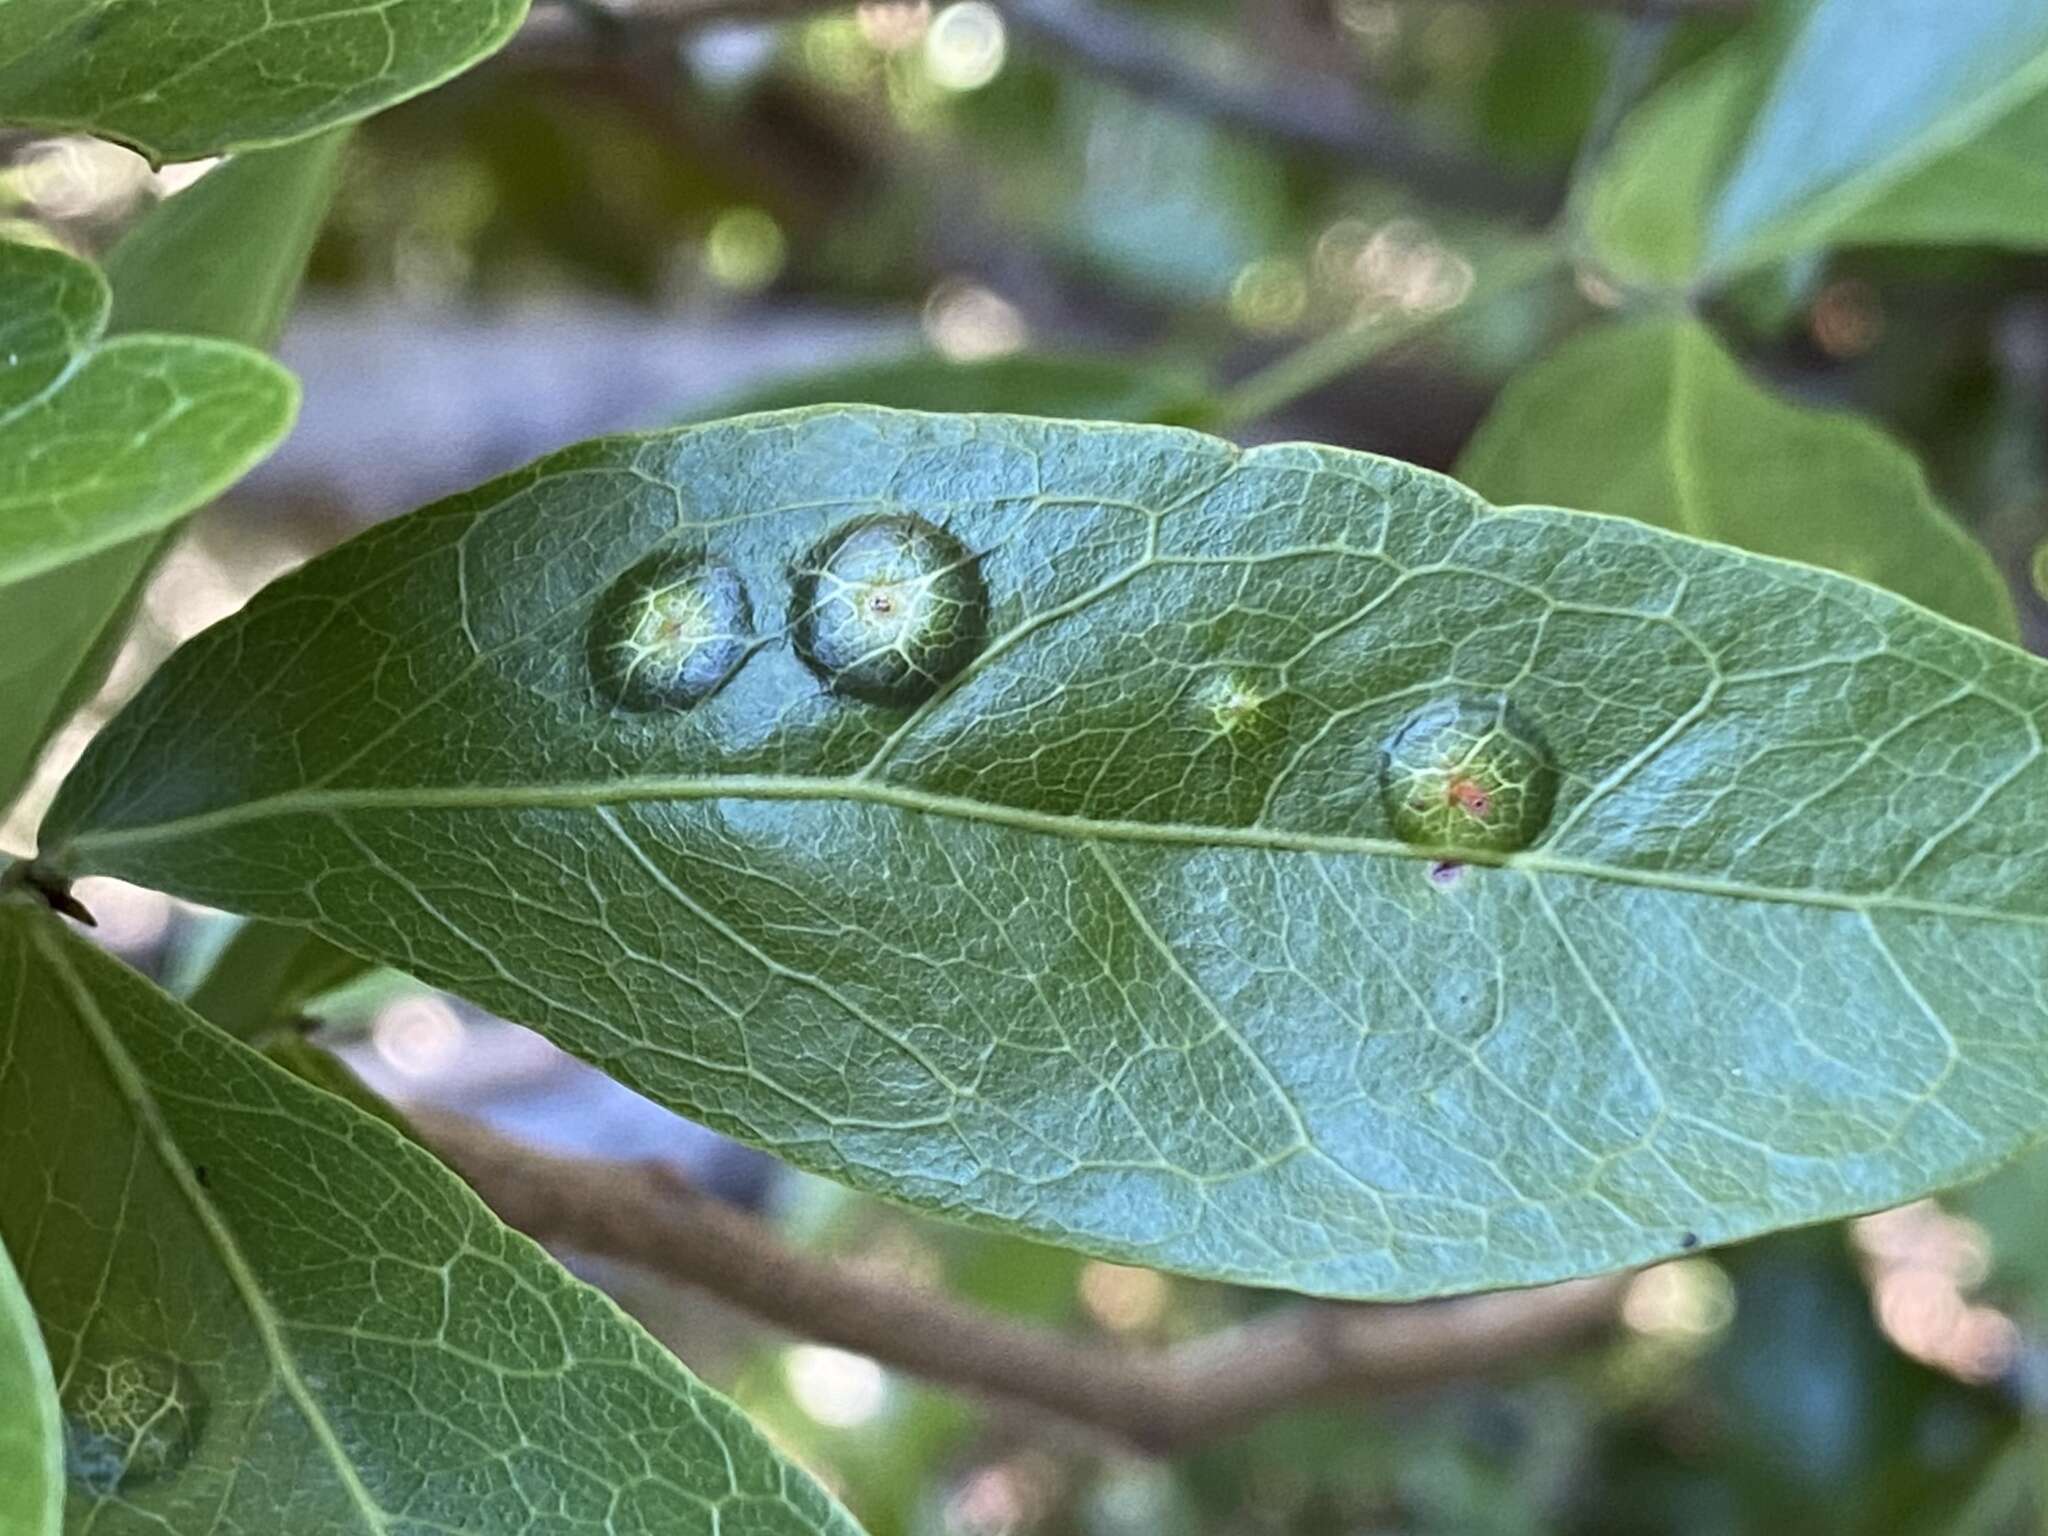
[59,774,2048,930]
[21,916,394,1533]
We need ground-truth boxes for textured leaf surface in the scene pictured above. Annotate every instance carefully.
[0,0,529,162]
[0,1239,60,1536]
[43,408,2048,1299]
[3,135,344,838]
[1455,316,2016,639]
[0,900,859,1535]
[1589,0,2048,281]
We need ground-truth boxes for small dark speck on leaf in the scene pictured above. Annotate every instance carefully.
[193,1166,210,1188]
[1680,1231,1699,1250]
[1429,860,1464,888]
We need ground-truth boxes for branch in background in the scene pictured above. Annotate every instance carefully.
[519,0,1557,222]
[1408,0,1747,10]
[510,0,833,58]
[998,0,1559,222]
[418,1109,1626,1454]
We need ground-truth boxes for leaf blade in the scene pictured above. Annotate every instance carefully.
[0,1237,61,1536]
[0,0,530,163]
[1588,0,2048,282]
[0,242,296,587]
[105,129,352,350]
[1454,316,2017,640]
[183,919,372,1041]
[2,135,342,833]
[42,407,2048,1300]
[0,900,860,1535]
[1705,0,2048,271]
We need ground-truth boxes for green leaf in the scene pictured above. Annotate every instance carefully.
[1823,92,2048,253]
[0,540,158,840]
[0,241,295,587]
[0,1238,61,1536]
[0,0,529,164]
[2,136,343,831]
[1589,0,2048,282]
[1583,43,1763,288]
[693,351,1213,426]
[0,238,298,826]
[255,1035,421,1145]
[0,899,860,1534]
[1952,1142,2048,1314]
[1705,0,2048,271]
[106,129,352,350]
[40,407,2048,1300]
[1455,316,2017,640]
[184,919,372,1041]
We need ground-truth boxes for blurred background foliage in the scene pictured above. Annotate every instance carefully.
[4,0,2048,1529]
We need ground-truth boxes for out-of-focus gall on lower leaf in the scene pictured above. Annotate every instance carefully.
[40,408,2048,1301]
[0,900,862,1535]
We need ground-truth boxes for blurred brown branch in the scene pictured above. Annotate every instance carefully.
[1423,0,1747,11]
[998,0,1559,220]
[419,1108,1626,1454]
[517,0,1560,221]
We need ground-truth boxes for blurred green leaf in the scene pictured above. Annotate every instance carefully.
[107,130,351,348]
[1705,0,2048,272]
[56,132,355,808]
[3,134,344,836]
[1457,315,2017,639]
[1475,10,1609,170]
[1823,95,2048,254]
[43,407,2048,1300]
[0,1237,60,1536]
[0,242,294,584]
[0,0,528,163]
[695,351,1213,425]
[1585,1233,2013,1536]
[0,239,297,822]
[184,920,373,1042]
[0,899,862,1534]
[1953,1144,2048,1318]
[1583,42,1765,288]
[0,541,156,840]
[1589,0,2048,284]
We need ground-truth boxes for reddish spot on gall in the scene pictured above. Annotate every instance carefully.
[1447,777,1492,820]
